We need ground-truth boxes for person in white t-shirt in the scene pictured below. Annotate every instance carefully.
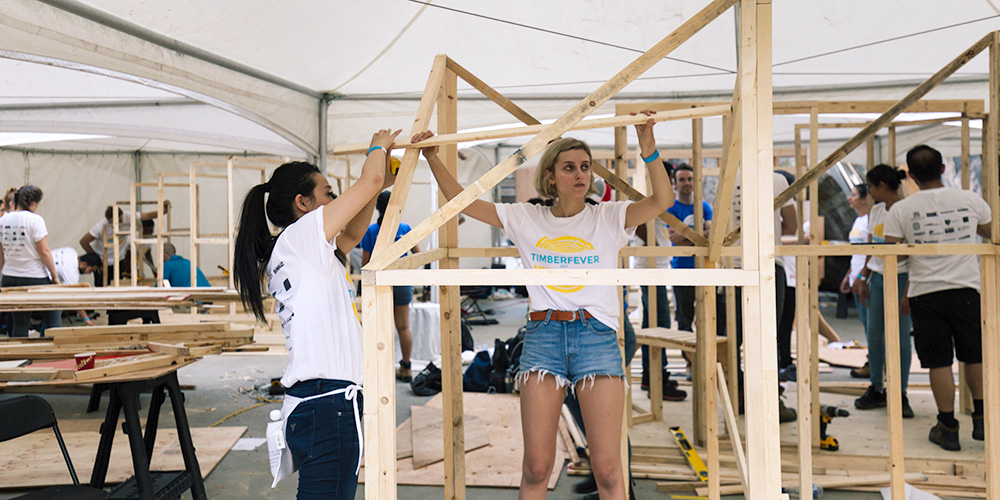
[852,165,914,417]
[883,145,992,452]
[50,247,104,326]
[79,203,167,286]
[234,129,399,498]
[841,183,870,334]
[413,112,672,500]
[0,185,61,336]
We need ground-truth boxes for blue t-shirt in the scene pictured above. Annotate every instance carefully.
[360,222,412,255]
[161,254,210,287]
[666,200,713,269]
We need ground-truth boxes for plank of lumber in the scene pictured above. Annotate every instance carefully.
[409,405,490,469]
[146,342,191,356]
[47,322,229,336]
[73,354,184,382]
[0,367,73,381]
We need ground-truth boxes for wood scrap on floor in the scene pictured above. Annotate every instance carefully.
[0,426,246,489]
[409,405,490,468]
[362,392,569,489]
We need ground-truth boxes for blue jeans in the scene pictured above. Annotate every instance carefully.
[1,275,61,337]
[866,272,912,391]
[519,311,625,388]
[640,285,671,379]
[853,290,869,338]
[285,379,363,500]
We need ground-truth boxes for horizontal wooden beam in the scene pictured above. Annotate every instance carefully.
[332,104,731,155]
[616,100,984,116]
[448,247,519,258]
[385,247,448,270]
[777,243,998,257]
[365,268,758,287]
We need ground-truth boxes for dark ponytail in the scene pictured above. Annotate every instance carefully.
[375,190,392,226]
[234,161,320,322]
[866,164,906,192]
[14,185,43,210]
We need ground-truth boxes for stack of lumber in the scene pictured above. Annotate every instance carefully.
[0,322,254,382]
[0,285,240,312]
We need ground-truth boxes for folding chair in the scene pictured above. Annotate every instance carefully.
[0,395,109,500]
[460,285,498,325]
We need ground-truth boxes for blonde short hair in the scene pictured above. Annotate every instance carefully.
[532,137,597,199]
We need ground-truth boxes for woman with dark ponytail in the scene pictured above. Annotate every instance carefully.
[360,190,421,382]
[852,164,915,418]
[235,128,400,499]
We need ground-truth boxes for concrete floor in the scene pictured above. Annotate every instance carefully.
[0,291,976,500]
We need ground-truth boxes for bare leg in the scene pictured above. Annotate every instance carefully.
[519,373,566,499]
[576,376,626,500]
[965,362,983,399]
[929,366,956,413]
[393,303,412,364]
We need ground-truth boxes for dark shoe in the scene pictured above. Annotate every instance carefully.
[854,385,887,410]
[778,364,797,382]
[572,475,597,495]
[640,374,678,392]
[396,362,413,383]
[850,361,871,379]
[779,398,797,423]
[647,383,687,401]
[973,414,984,441]
[901,393,915,419]
[929,421,961,451]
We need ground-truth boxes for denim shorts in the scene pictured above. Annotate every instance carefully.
[517,310,625,391]
[392,285,413,306]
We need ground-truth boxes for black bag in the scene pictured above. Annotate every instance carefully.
[461,318,474,352]
[410,362,442,396]
[462,350,493,392]
[488,327,526,393]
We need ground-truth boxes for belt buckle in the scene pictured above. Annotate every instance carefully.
[570,310,580,321]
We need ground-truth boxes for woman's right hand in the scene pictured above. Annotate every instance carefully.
[369,128,402,151]
[852,278,868,306]
[411,131,439,159]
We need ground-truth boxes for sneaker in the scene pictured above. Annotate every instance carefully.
[779,398,797,423]
[572,475,597,495]
[778,364,797,382]
[901,393,915,419]
[973,414,984,441]
[929,421,961,451]
[396,364,412,383]
[854,385,887,410]
[849,361,871,379]
[647,383,687,401]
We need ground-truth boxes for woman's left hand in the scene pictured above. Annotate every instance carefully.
[631,110,657,157]
[383,143,398,188]
[900,295,910,315]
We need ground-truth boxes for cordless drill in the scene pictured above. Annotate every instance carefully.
[819,404,849,451]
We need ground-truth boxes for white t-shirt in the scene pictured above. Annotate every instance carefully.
[732,172,794,267]
[866,202,909,275]
[0,210,49,278]
[495,201,635,330]
[634,217,672,269]
[268,208,363,388]
[88,211,136,263]
[52,247,80,285]
[847,214,869,286]
[884,187,991,297]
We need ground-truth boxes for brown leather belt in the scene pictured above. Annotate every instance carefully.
[527,309,594,322]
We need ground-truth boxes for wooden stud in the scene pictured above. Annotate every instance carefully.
[882,256,905,500]
[809,106,822,445]
[739,1,782,499]
[984,30,1000,500]
[887,125,897,166]
[446,57,540,126]
[867,137,876,169]
[368,0,739,270]
[371,268,758,287]
[616,99,984,116]
[708,83,742,262]
[362,282,396,500]
[438,66,466,500]
[156,174,165,288]
[189,164,198,294]
[962,115,971,190]
[717,363,749,494]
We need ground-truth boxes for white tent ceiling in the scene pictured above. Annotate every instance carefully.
[1,0,998,155]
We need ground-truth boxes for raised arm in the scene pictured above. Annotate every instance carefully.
[139,200,169,221]
[625,112,674,228]
[412,131,502,228]
[331,129,401,253]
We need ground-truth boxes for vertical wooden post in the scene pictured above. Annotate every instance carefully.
[866,137,876,169]
[809,106,822,444]
[794,123,813,496]
[882,256,905,500]
[363,281,396,500]
[155,174,165,288]
[128,186,137,286]
[720,115,739,406]
[693,116,706,446]
[227,158,236,313]
[888,126,897,166]
[101,225,109,287]
[613,126,630,498]
[982,30,1000,500]
[438,66,466,500]
[961,115,971,190]
[189,164,198,292]
[740,2,782,499]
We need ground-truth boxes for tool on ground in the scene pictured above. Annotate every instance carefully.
[217,265,230,277]
[669,426,708,481]
[818,404,850,451]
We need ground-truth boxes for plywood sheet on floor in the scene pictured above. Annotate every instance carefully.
[362,393,566,489]
[410,405,490,468]
[0,426,246,489]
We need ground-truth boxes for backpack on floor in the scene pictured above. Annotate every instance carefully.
[489,327,525,393]
[410,362,442,396]
[462,350,493,392]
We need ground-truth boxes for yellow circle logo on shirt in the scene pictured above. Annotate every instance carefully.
[535,236,594,253]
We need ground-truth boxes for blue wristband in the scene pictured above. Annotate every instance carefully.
[857,273,866,282]
[642,150,660,164]
[367,146,386,156]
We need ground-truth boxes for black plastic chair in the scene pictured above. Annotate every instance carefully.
[460,285,498,325]
[0,395,109,500]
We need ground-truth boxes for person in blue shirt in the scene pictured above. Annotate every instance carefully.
[360,190,421,382]
[161,242,210,287]
[665,164,712,332]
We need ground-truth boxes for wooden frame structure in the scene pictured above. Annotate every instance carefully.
[333,0,1000,496]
